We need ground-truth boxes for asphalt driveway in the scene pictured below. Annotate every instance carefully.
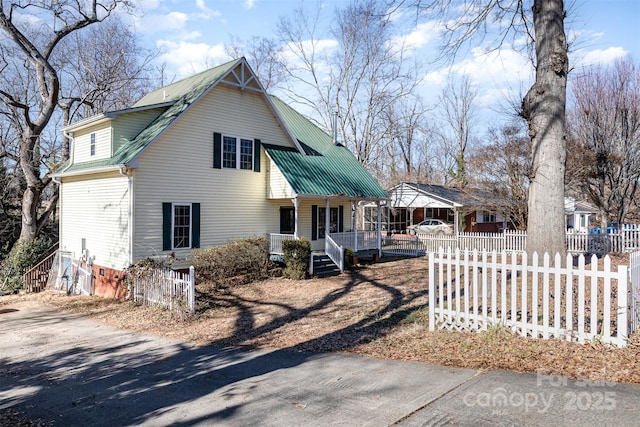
[1,301,639,426]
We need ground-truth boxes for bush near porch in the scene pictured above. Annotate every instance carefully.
[191,237,277,289]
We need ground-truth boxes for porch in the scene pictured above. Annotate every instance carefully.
[268,230,382,274]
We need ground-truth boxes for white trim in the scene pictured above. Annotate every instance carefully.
[221,133,254,170]
[51,164,128,179]
[171,202,193,250]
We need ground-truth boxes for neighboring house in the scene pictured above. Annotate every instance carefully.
[52,58,387,297]
[362,182,512,234]
[565,198,597,232]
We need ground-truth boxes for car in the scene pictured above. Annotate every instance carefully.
[407,219,454,235]
[589,223,622,234]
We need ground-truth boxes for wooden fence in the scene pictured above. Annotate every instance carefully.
[428,249,631,347]
[131,266,195,315]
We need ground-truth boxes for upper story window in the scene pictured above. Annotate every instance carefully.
[223,135,254,170]
[90,133,96,156]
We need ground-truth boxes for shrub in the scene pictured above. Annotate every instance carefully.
[282,238,311,280]
[0,238,53,294]
[344,248,355,270]
[191,236,274,288]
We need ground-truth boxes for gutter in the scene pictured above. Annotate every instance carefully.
[51,164,129,179]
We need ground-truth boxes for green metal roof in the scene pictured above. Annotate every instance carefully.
[266,96,388,199]
[56,59,243,175]
[54,58,388,200]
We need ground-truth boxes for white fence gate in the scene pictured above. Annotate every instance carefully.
[429,249,630,347]
[132,266,195,315]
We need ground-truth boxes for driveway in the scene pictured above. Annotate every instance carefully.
[1,301,639,426]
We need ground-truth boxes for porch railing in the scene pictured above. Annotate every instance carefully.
[329,231,380,251]
[325,235,344,272]
[267,233,298,255]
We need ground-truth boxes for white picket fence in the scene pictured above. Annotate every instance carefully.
[132,266,195,315]
[428,249,632,347]
[385,229,640,257]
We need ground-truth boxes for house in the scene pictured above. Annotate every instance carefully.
[362,182,512,234]
[52,58,388,297]
[565,198,597,232]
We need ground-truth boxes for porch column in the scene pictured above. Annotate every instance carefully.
[353,200,358,252]
[377,200,382,257]
[292,197,299,239]
[325,198,330,252]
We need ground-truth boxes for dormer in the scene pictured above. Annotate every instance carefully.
[63,104,170,165]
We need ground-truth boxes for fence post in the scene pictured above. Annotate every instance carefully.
[428,252,435,331]
[189,266,195,314]
[618,265,628,346]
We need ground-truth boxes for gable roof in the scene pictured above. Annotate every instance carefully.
[55,58,247,175]
[390,182,503,208]
[52,59,387,200]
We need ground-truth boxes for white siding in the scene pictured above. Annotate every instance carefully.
[132,84,297,262]
[112,108,166,153]
[390,183,455,208]
[267,160,294,199]
[60,172,130,270]
[72,125,112,163]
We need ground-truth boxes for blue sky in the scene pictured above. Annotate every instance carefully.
[130,0,640,125]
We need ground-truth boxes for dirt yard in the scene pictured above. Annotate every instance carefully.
[2,255,639,384]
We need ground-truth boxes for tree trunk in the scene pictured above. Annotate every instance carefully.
[522,0,568,257]
[18,131,43,243]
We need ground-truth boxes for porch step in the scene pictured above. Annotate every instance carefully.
[312,253,341,278]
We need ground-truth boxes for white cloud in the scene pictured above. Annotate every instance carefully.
[195,0,221,19]
[138,11,189,34]
[244,0,256,9]
[572,47,628,68]
[390,20,443,54]
[156,40,230,77]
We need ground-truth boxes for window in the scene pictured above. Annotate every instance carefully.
[90,133,96,156]
[162,203,200,250]
[280,207,295,234]
[482,211,496,223]
[318,207,339,238]
[172,204,191,249]
[222,135,253,170]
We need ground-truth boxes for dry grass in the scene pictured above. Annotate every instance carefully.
[2,255,639,384]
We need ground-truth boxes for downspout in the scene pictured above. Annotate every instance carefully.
[119,166,134,266]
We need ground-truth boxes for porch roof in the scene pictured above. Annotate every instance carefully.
[265,96,388,200]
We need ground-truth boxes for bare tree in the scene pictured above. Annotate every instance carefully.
[406,0,568,256]
[567,58,640,229]
[467,123,531,229]
[0,1,133,244]
[56,17,158,159]
[434,75,477,187]
[277,0,422,181]
[381,95,434,186]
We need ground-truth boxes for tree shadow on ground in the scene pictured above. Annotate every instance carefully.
[1,264,430,425]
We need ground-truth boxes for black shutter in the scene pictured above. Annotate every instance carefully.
[339,205,344,232]
[213,132,221,168]
[162,203,172,250]
[253,139,261,172]
[311,205,317,241]
[192,203,200,248]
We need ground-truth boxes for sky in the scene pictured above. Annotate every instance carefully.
[128,0,640,126]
